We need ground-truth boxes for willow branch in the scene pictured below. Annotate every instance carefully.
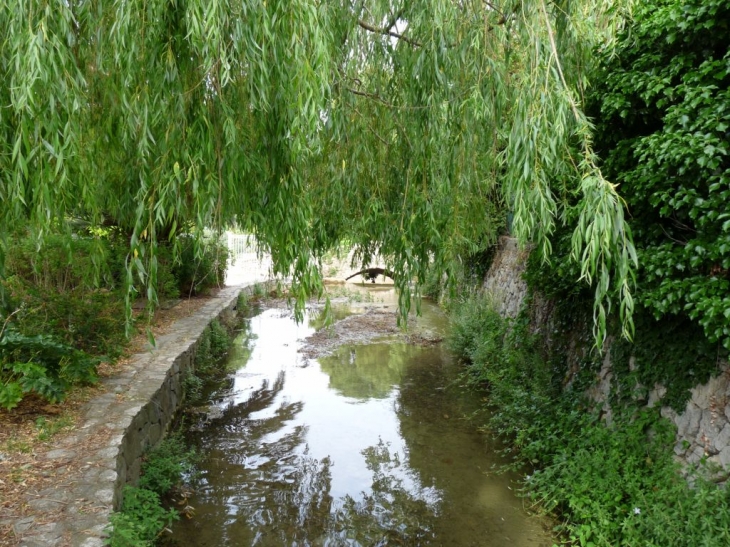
[352,107,389,146]
[347,87,394,108]
[482,0,509,25]
[539,0,581,123]
[357,19,422,47]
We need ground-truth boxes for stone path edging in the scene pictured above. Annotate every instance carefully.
[13,285,249,547]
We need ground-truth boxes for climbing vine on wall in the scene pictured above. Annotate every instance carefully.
[590,0,730,351]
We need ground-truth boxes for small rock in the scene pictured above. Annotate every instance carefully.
[44,449,77,462]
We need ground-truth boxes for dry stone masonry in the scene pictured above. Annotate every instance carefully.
[482,236,532,319]
[483,237,730,476]
[10,285,254,547]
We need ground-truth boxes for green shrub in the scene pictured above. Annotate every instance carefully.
[446,292,730,546]
[208,320,231,361]
[446,292,504,365]
[0,329,98,409]
[236,291,250,313]
[182,371,204,404]
[3,232,128,356]
[193,320,232,376]
[106,434,196,546]
[584,0,730,351]
[107,487,178,547]
[4,232,111,292]
[138,434,197,496]
[4,276,126,357]
[252,282,266,298]
[172,236,229,297]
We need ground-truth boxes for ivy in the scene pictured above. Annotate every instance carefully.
[590,0,730,350]
[610,312,721,412]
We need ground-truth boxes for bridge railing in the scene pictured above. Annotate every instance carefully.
[224,232,273,286]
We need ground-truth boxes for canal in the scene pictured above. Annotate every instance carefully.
[166,286,552,546]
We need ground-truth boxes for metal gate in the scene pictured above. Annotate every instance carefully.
[224,232,273,286]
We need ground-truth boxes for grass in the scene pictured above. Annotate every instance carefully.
[34,414,74,442]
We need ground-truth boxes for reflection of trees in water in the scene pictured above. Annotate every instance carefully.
[178,363,446,546]
[227,321,256,370]
[173,328,487,546]
[178,371,336,546]
[318,342,423,399]
[248,455,335,546]
[323,440,440,546]
[394,348,511,544]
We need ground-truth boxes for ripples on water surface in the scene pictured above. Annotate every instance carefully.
[167,287,552,546]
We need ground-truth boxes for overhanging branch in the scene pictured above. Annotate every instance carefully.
[357,19,422,47]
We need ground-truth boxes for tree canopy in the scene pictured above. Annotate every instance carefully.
[0,0,636,343]
[590,0,730,350]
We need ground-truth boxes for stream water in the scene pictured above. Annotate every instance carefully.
[166,286,553,546]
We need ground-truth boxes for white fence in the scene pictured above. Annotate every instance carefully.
[224,232,273,286]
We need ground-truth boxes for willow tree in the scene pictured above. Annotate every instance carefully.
[0,0,635,344]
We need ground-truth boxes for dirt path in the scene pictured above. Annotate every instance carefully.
[0,295,219,547]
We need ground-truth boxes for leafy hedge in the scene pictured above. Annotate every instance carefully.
[589,0,730,350]
[447,293,730,546]
[0,229,230,409]
[0,329,98,410]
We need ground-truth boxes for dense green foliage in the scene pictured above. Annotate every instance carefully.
[3,233,128,354]
[107,434,197,546]
[610,314,721,412]
[448,293,730,546]
[0,329,98,409]
[589,0,730,349]
[0,0,636,342]
[523,0,729,410]
[0,231,228,409]
[107,487,178,547]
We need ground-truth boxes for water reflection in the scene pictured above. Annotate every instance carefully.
[167,300,552,546]
[318,343,422,400]
[327,440,440,546]
[307,304,353,331]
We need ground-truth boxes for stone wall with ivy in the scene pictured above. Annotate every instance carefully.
[481,237,531,319]
[484,237,730,474]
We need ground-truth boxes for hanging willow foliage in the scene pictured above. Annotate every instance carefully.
[0,0,636,346]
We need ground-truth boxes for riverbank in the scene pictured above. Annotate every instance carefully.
[0,287,247,547]
[165,284,554,546]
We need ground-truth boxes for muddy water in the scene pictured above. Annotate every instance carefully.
[167,286,552,546]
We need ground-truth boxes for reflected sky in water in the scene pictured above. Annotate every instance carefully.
[167,291,553,546]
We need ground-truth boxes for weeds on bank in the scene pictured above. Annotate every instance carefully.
[106,434,197,547]
[182,318,235,405]
[107,310,239,546]
[447,293,730,547]
[34,414,74,441]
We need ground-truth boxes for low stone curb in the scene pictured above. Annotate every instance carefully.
[12,285,248,547]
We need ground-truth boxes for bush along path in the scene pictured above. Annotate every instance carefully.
[0,285,248,547]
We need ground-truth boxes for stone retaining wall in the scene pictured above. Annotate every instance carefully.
[482,236,531,319]
[13,285,261,547]
[112,290,242,507]
[482,237,730,475]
